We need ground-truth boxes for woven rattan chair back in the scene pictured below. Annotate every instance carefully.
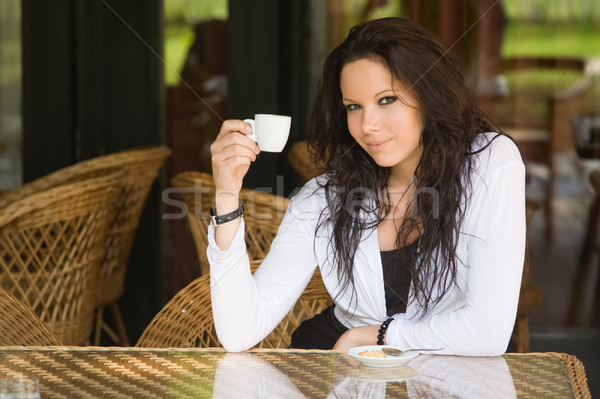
[170,172,290,275]
[135,273,219,348]
[0,146,171,345]
[170,171,216,275]
[240,188,289,261]
[81,147,171,304]
[83,146,171,346]
[0,171,121,345]
[0,288,62,346]
[287,141,321,184]
[136,260,331,348]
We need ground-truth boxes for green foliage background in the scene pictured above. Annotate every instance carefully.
[162,0,600,85]
[164,0,227,86]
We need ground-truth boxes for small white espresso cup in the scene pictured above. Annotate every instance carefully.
[243,114,291,153]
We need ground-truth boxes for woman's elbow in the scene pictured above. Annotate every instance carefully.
[473,338,508,356]
[215,322,267,352]
[220,340,253,352]
[471,328,510,356]
[216,330,256,352]
[214,323,253,352]
[449,325,510,356]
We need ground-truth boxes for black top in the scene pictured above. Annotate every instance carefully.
[290,240,417,349]
[380,239,417,316]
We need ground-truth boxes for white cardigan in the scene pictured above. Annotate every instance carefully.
[208,133,526,355]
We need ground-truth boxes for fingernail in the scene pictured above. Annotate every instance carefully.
[246,124,253,133]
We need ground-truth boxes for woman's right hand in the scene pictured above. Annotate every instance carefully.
[210,120,260,250]
[210,119,260,195]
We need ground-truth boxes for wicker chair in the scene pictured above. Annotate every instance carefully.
[170,171,290,276]
[0,171,121,345]
[287,140,321,184]
[170,171,216,275]
[0,288,62,346]
[240,188,290,261]
[87,146,171,346]
[136,260,332,348]
[0,146,171,346]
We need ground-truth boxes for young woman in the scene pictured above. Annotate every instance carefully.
[208,17,526,355]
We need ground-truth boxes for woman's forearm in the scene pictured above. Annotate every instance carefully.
[213,189,242,251]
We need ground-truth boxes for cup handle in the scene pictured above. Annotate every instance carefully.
[243,119,257,142]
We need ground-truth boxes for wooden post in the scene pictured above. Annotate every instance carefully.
[439,0,463,57]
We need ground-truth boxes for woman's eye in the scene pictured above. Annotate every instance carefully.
[379,96,397,105]
[344,104,361,111]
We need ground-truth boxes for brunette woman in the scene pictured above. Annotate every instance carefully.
[208,17,525,355]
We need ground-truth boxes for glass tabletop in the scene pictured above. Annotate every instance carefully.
[0,347,588,398]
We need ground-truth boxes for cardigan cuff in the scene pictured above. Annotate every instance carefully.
[207,218,247,262]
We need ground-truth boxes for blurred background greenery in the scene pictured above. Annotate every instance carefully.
[164,0,227,86]
[163,0,600,86]
[503,0,600,57]
[0,1,20,88]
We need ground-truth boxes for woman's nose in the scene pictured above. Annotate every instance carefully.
[361,107,382,133]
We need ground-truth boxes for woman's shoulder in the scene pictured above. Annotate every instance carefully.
[287,174,329,212]
[471,132,524,174]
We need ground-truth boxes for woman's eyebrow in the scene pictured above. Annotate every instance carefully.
[342,89,395,103]
[374,89,395,97]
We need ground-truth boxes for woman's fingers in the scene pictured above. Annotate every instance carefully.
[212,144,257,168]
[218,120,257,145]
[211,119,261,192]
[219,119,253,137]
[212,132,259,164]
[211,133,258,157]
[212,120,259,154]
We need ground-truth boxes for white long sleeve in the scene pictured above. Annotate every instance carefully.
[208,185,322,352]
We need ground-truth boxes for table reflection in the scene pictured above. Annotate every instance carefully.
[213,353,305,398]
[406,355,516,399]
[213,352,517,398]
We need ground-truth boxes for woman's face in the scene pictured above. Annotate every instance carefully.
[340,57,424,183]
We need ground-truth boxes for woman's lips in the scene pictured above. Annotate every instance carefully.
[366,139,391,151]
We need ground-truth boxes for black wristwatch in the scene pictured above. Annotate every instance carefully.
[209,203,244,226]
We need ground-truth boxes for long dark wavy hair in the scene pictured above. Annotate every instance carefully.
[306,17,502,317]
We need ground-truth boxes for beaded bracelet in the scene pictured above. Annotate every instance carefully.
[377,317,394,345]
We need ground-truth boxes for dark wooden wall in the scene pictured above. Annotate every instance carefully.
[22,0,163,342]
[228,0,311,196]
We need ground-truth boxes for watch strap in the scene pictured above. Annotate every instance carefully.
[209,203,244,226]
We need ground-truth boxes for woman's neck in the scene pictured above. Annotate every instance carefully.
[388,162,417,190]
[387,173,414,194]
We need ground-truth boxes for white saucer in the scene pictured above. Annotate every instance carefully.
[346,345,419,368]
